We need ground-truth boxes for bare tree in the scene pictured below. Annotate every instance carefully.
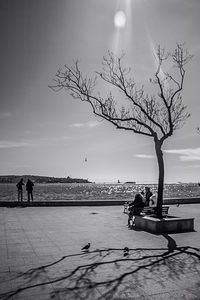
[50,44,192,218]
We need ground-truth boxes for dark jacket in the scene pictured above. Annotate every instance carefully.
[26,180,34,192]
[16,180,24,190]
[145,190,153,206]
[128,193,145,216]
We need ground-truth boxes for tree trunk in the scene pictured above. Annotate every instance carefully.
[155,141,164,219]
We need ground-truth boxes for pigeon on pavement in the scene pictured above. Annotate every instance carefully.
[123,246,129,256]
[81,243,91,251]
[123,247,129,252]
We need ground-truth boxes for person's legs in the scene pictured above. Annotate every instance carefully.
[30,191,33,201]
[27,192,30,202]
[128,213,133,227]
[18,190,20,201]
[19,190,23,201]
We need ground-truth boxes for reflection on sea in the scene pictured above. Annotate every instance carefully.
[0,183,200,201]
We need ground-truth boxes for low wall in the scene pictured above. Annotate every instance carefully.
[0,197,200,207]
[164,197,200,205]
[0,200,125,207]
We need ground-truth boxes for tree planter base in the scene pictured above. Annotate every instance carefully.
[134,215,194,234]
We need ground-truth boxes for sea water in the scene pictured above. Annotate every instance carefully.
[0,183,199,202]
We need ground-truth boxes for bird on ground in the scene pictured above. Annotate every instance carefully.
[123,246,129,256]
[123,247,129,252]
[81,243,91,251]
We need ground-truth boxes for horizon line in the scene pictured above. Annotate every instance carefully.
[0,174,198,185]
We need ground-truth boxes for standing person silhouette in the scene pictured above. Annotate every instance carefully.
[16,178,24,202]
[26,179,34,202]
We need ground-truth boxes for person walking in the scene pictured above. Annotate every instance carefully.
[16,178,24,202]
[26,179,34,202]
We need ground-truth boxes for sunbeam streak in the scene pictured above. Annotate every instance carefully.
[111,0,132,55]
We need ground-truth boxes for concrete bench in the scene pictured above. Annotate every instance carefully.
[141,206,170,217]
[124,202,169,216]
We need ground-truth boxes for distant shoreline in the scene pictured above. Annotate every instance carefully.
[0,180,198,186]
[0,175,91,184]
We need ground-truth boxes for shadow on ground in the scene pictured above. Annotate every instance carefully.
[1,235,200,300]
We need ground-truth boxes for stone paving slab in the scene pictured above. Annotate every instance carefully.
[0,204,200,299]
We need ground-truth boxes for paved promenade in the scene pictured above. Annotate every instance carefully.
[0,204,200,299]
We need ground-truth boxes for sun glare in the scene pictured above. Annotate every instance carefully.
[114,11,126,28]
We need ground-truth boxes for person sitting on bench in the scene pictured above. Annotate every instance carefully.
[128,193,145,227]
[144,186,153,206]
[149,192,157,207]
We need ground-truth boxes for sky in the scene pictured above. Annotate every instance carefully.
[0,0,200,184]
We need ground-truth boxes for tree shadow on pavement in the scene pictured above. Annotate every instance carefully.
[1,235,200,300]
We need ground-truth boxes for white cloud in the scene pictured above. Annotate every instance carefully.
[164,148,200,161]
[0,112,12,119]
[87,121,100,128]
[70,121,100,128]
[70,123,84,128]
[0,141,33,149]
[179,164,200,168]
[135,154,155,159]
